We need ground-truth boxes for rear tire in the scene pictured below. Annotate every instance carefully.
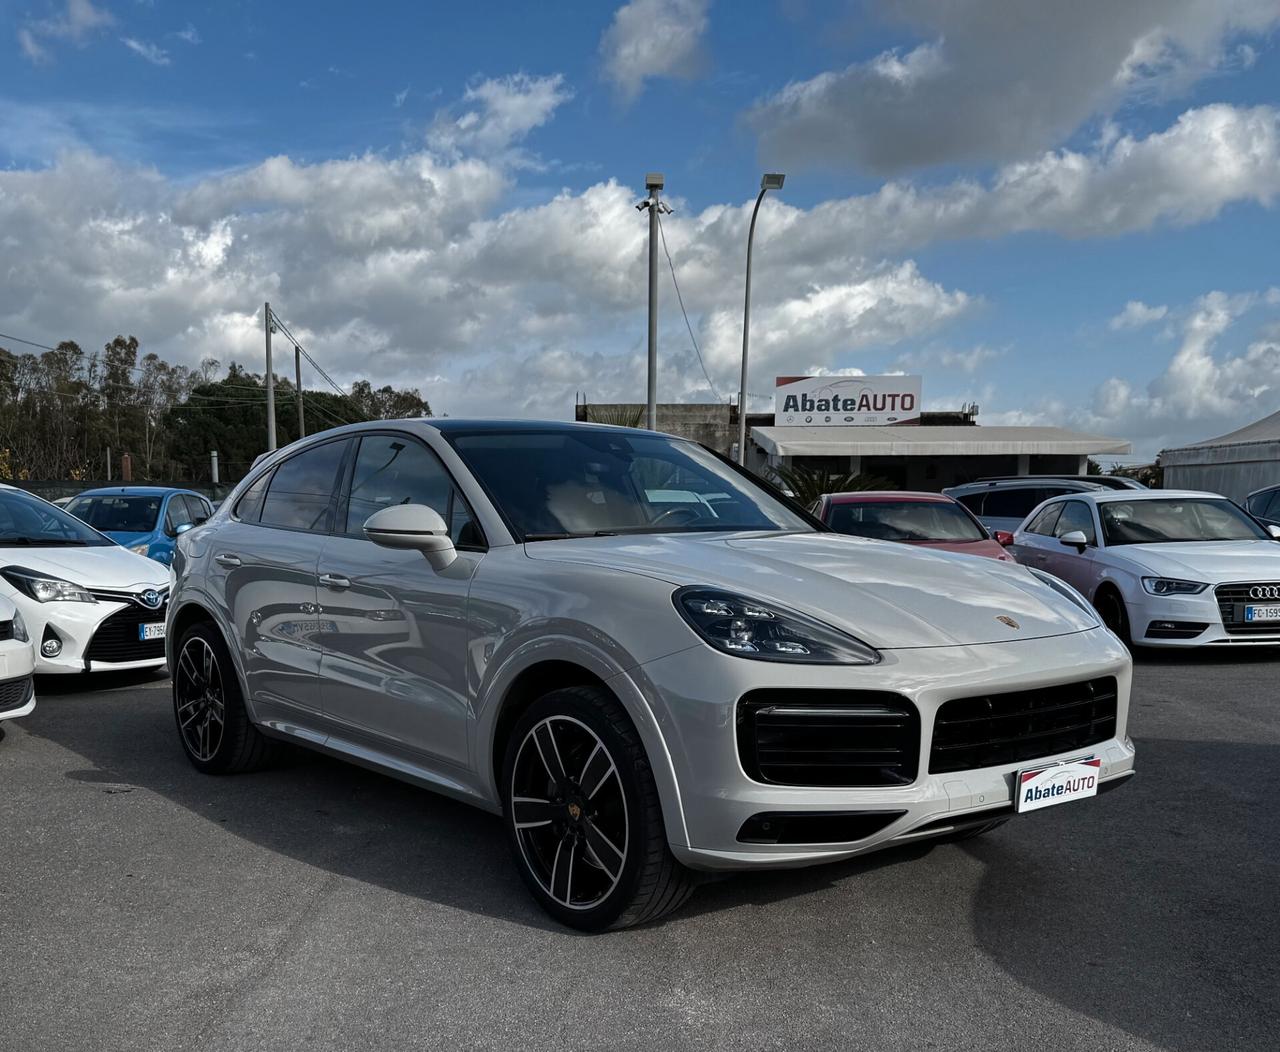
[1094,587,1132,647]
[502,685,695,931]
[173,621,276,774]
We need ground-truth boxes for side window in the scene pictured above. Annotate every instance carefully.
[1025,503,1064,536]
[344,434,482,547]
[984,488,1045,519]
[168,495,194,531]
[1054,501,1097,544]
[260,440,348,532]
[234,472,271,523]
[182,495,209,524]
[1265,491,1280,520]
[955,493,984,514]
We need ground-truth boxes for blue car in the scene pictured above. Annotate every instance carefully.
[64,487,214,564]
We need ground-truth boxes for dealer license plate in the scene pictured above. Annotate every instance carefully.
[138,622,166,641]
[1015,757,1101,813]
[1245,605,1280,622]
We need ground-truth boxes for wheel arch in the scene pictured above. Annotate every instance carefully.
[478,646,692,850]
[168,598,254,716]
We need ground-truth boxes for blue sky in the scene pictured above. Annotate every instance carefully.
[3,0,1280,459]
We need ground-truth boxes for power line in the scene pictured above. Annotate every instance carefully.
[0,330,62,353]
[265,309,365,426]
[655,211,720,401]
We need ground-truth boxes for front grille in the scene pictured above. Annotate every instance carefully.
[929,677,1118,774]
[0,620,13,642]
[1215,583,1280,636]
[84,603,167,664]
[737,689,920,787]
[0,675,33,713]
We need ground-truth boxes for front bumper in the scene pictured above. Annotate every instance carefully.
[1128,589,1280,647]
[630,627,1134,871]
[7,594,168,674]
[0,639,37,721]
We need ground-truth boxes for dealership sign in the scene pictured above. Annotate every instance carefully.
[775,375,922,426]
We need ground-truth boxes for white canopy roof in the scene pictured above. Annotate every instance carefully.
[750,425,1131,458]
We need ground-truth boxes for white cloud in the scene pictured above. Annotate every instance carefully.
[17,0,114,64]
[121,37,171,66]
[599,0,711,103]
[2,92,1279,434]
[175,24,201,45]
[394,87,409,109]
[426,73,572,161]
[1109,300,1168,331]
[750,0,1280,174]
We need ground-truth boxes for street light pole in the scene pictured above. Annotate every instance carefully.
[264,301,277,452]
[736,173,785,465]
[294,344,306,438]
[644,172,664,431]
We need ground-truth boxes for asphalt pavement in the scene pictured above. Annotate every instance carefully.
[2,650,1277,1052]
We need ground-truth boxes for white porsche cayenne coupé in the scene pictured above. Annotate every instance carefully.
[167,420,1135,930]
[0,485,170,674]
[1010,489,1280,647]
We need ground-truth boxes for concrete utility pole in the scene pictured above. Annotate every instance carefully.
[294,344,306,438]
[264,301,277,452]
[210,450,220,486]
[639,173,665,431]
[737,173,786,465]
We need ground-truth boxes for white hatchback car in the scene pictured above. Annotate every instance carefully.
[0,592,36,727]
[0,485,170,674]
[1010,489,1280,646]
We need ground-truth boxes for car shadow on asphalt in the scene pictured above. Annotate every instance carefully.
[29,685,947,939]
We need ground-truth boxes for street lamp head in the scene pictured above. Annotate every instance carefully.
[760,172,785,191]
[645,172,665,191]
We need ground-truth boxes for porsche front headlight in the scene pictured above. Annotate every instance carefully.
[674,588,880,665]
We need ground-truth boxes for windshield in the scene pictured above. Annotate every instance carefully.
[0,488,113,547]
[1099,498,1269,545]
[448,429,812,540]
[827,500,987,542]
[66,495,163,534]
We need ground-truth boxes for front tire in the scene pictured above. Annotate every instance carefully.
[173,621,276,774]
[1095,587,1132,647]
[502,686,694,931]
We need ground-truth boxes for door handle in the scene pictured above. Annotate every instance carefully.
[319,573,351,590]
[214,553,242,568]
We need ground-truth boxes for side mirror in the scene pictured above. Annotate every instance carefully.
[994,530,1015,547]
[1058,530,1088,553]
[363,503,456,571]
[174,522,194,536]
[1268,524,1280,540]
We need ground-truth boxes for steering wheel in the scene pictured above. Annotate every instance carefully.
[649,506,703,528]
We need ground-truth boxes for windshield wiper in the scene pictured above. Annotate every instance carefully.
[0,537,91,547]
[523,532,576,542]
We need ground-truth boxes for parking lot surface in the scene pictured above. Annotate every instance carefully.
[3,653,1278,1052]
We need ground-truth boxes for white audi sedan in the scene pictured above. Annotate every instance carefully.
[0,485,170,674]
[167,420,1134,930]
[1010,489,1280,647]
[0,592,36,727]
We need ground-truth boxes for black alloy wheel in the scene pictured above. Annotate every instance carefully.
[173,621,276,773]
[503,686,694,931]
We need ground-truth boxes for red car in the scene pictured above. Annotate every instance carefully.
[812,491,1016,562]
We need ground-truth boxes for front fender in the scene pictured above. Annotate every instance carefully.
[473,633,695,850]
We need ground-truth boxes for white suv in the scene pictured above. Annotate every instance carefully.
[168,420,1135,929]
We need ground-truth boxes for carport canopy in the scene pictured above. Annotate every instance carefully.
[750,425,1132,458]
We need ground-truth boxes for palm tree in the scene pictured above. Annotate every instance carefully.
[582,404,644,427]
[765,463,896,507]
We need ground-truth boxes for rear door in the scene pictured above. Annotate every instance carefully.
[1010,501,1064,569]
[315,431,484,769]
[215,438,351,731]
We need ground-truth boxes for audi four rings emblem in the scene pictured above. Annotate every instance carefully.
[1249,585,1280,600]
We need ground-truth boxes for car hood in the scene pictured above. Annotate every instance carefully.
[524,531,1096,649]
[1109,539,1280,581]
[0,545,168,590]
